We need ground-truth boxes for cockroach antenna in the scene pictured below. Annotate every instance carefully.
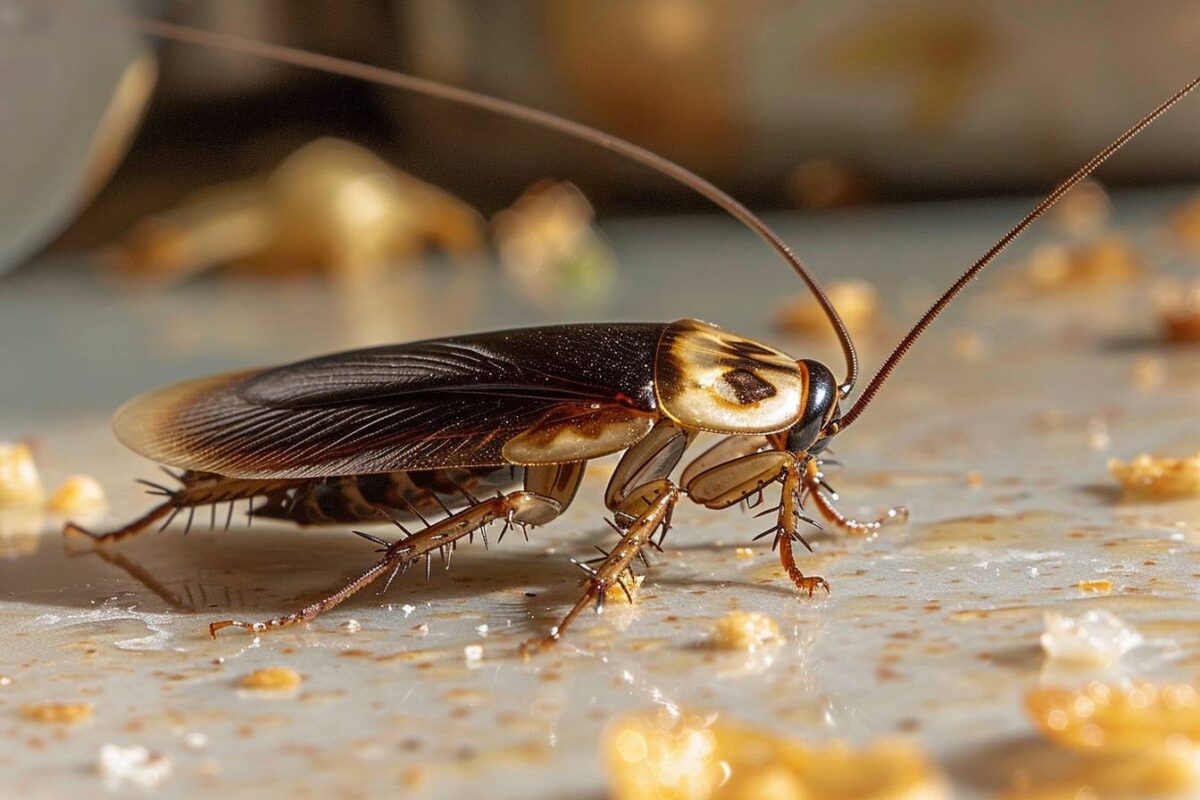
[835,74,1200,432]
[63,2,861,393]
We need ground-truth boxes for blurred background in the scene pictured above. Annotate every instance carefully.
[8,0,1200,270]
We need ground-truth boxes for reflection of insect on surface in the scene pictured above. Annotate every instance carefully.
[64,10,1200,652]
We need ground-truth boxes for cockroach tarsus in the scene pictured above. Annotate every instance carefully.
[59,8,1200,652]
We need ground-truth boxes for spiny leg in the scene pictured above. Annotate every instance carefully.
[771,460,829,595]
[208,490,560,637]
[64,472,299,546]
[802,458,908,535]
[522,479,680,655]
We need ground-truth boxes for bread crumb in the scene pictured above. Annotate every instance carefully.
[46,475,107,514]
[710,611,780,652]
[237,666,302,693]
[1109,452,1200,499]
[0,443,44,507]
[20,701,94,723]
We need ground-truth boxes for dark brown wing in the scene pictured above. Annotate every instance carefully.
[113,324,664,479]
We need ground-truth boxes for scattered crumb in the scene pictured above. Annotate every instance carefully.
[182,732,208,750]
[964,471,984,488]
[605,710,947,800]
[1130,356,1166,391]
[20,701,94,723]
[1077,579,1114,593]
[98,744,174,790]
[775,280,880,340]
[0,443,44,507]
[1169,192,1200,251]
[1009,234,1142,292]
[1109,452,1200,499]
[710,611,781,652]
[46,474,107,514]
[1040,610,1142,666]
[464,644,483,666]
[734,547,755,559]
[1050,178,1112,236]
[603,570,646,605]
[949,330,989,363]
[1152,278,1200,343]
[1027,682,1200,753]
[237,666,302,693]
[339,619,362,633]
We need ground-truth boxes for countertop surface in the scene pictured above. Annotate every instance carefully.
[1,189,1199,798]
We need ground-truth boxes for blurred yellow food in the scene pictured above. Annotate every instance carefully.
[776,280,880,340]
[1027,683,1200,755]
[1152,278,1200,344]
[1049,179,1112,236]
[604,570,646,605]
[1011,234,1142,292]
[710,611,780,652]
[492,180,617,309]
[1169,192,1200,251]
[0,443,44,508]
[1108,451,1200,499]
[605,710,947,800]
[46,474,107,515]
[19,702,94,724]
[237,666,302,692]
[110,138,484,284]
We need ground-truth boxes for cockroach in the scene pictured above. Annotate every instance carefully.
[62,10,1199,652]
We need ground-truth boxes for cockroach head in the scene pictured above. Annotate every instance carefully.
[787,360,840,456]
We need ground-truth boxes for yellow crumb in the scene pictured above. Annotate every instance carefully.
[734,547,755,559]
[0,443,44,507]
[1170,192,1200,251]
[604,571,646,605]
[1151,279,1200,344]
[1027,682,1200,754]
[605,710,947,800]
[20,702,94,723]
[1077,579,1113,592]
[1013,234,1142,292]
[710,611,781,652]
[46,475,108,514]
[776,280,880,340]
[1130,356,1166,391]
[1109,452,1200,499]
[1050,178,1112,236]
[237,666,302,692]
[964,471,984,488]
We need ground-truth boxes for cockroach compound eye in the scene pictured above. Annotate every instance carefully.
[62,7,1200,652]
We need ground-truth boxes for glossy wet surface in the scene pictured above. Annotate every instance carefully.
[2,189,1199,798]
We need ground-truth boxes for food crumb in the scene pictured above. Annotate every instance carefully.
[0,443,44,507]
[775,280,879,340]
[604,710,947,800]
[603,570,646,605]
[1130,356,1166,391]
[20,701,94,723]
[237,666,302,693]
[1011,234,1142,291]
[734,547,755,559]
[1078,578,1114,593]
[182,731,208,750]
[1109,451,1200,499]
[98,744,174,790]
[1152,278,1200,343]
[1027,682,1200,753]
[1040,610,1142,666]
[339,619,362,633]
[710,611,781,652]
[46,474,107,514]
[1050,178,1112,235]
[464,644,483,666]
[964,471,984,488]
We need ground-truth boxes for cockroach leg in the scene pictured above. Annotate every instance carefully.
[802,458,908,535]
[209,490,562,637]
[774,460,829,596]
[63,473,303,546]
[521,479,680,655]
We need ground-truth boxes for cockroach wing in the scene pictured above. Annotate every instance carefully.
[113,324,664,479]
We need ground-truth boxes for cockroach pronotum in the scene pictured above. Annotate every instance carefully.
[62,10,1199,653]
